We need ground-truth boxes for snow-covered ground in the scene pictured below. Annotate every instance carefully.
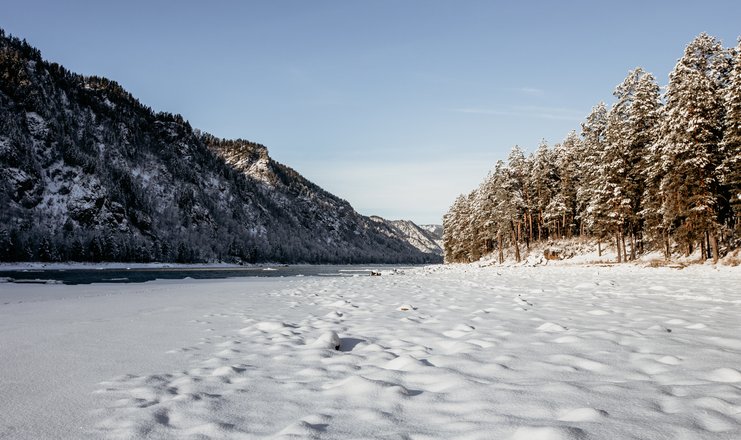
[1,264,740,439]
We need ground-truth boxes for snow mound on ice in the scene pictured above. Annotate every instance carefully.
[706,367,741,383]
[310,330,341,350]
[537,322,568,332]
[557,407,608,422]
[254,321,292,332]
[509,426,586,440]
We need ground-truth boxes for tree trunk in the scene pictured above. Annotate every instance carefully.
[598,240,602,257]
[664,231,671,260]
[517,222,522,247]
[616,230,622,263]
[511,221,521,263]
[630,233,636,261]
[706,231,712,260]
[497,230,504,264]
[621,231,628,262]
[710,230,719,264]
[700,232,707,262]
[562,213,566,239]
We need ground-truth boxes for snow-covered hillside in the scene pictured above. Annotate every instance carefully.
[369,217,443,256]
[0,32,437,264]
[210,140,442,263]
[420,224,443,249]
[420,224,443,237]
[1,264,739,439]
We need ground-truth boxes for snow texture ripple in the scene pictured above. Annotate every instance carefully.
[0,264,739,439]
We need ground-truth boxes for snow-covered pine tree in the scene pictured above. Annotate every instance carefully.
[641,111,671,257]
[547,131,580,239]
[578,103,610,252]
[601,68,661,262]
[443,195,466,263]
[543,144,565,240]
[506,146,533,248]
[464,190,481,262]
[470,178,495,260]
[599,103,630,262]
[528,140,558,241]
[658,33,726,262]
[487,161,510,263]
[443,193,477,263]
[720,39,741,243]
[629,71,662,256]
[502,161,527,262]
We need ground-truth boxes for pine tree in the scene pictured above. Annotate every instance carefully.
[493,160,524,262]
[597,103,627,262]
[443,194,471,263]
[578,103,608,246]
[528,140,558,241]
[601,68,661,261]
[507,146,533,247]
[628,71,663,256]
[548,131,580,239]
[720,39,741,243]
[477,168,501,257]
[658,33,726,261]
[642,105,671,258]
[468,185,490,261]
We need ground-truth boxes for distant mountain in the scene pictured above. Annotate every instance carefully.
[420,224,443,246]
[0,30,441,264]
[369,217,443,256]
[420,224,442,236]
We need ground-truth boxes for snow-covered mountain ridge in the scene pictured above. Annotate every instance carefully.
[0,30,441,264]
[420,224,443,249]
[369,217,443,256]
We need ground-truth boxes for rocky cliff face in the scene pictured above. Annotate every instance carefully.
[0,30,440,264]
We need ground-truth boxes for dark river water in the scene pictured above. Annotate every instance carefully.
[0,265,414,285]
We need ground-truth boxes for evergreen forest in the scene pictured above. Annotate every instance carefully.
[444,34,741,264]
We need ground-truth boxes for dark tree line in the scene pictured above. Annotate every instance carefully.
[444,33,741,264]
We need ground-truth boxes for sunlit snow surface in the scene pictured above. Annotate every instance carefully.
[1,264,740,439]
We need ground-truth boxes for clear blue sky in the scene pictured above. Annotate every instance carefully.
[3,1,740,224]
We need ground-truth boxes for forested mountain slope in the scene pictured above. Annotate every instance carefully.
[0,30,440,264]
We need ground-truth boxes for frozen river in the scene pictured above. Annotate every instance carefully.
[1,263,739,439]
[0,264,410,285]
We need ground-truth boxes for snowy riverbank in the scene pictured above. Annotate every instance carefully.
[1,264,740,439]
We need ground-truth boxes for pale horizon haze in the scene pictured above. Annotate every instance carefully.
[3,1,741,224]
